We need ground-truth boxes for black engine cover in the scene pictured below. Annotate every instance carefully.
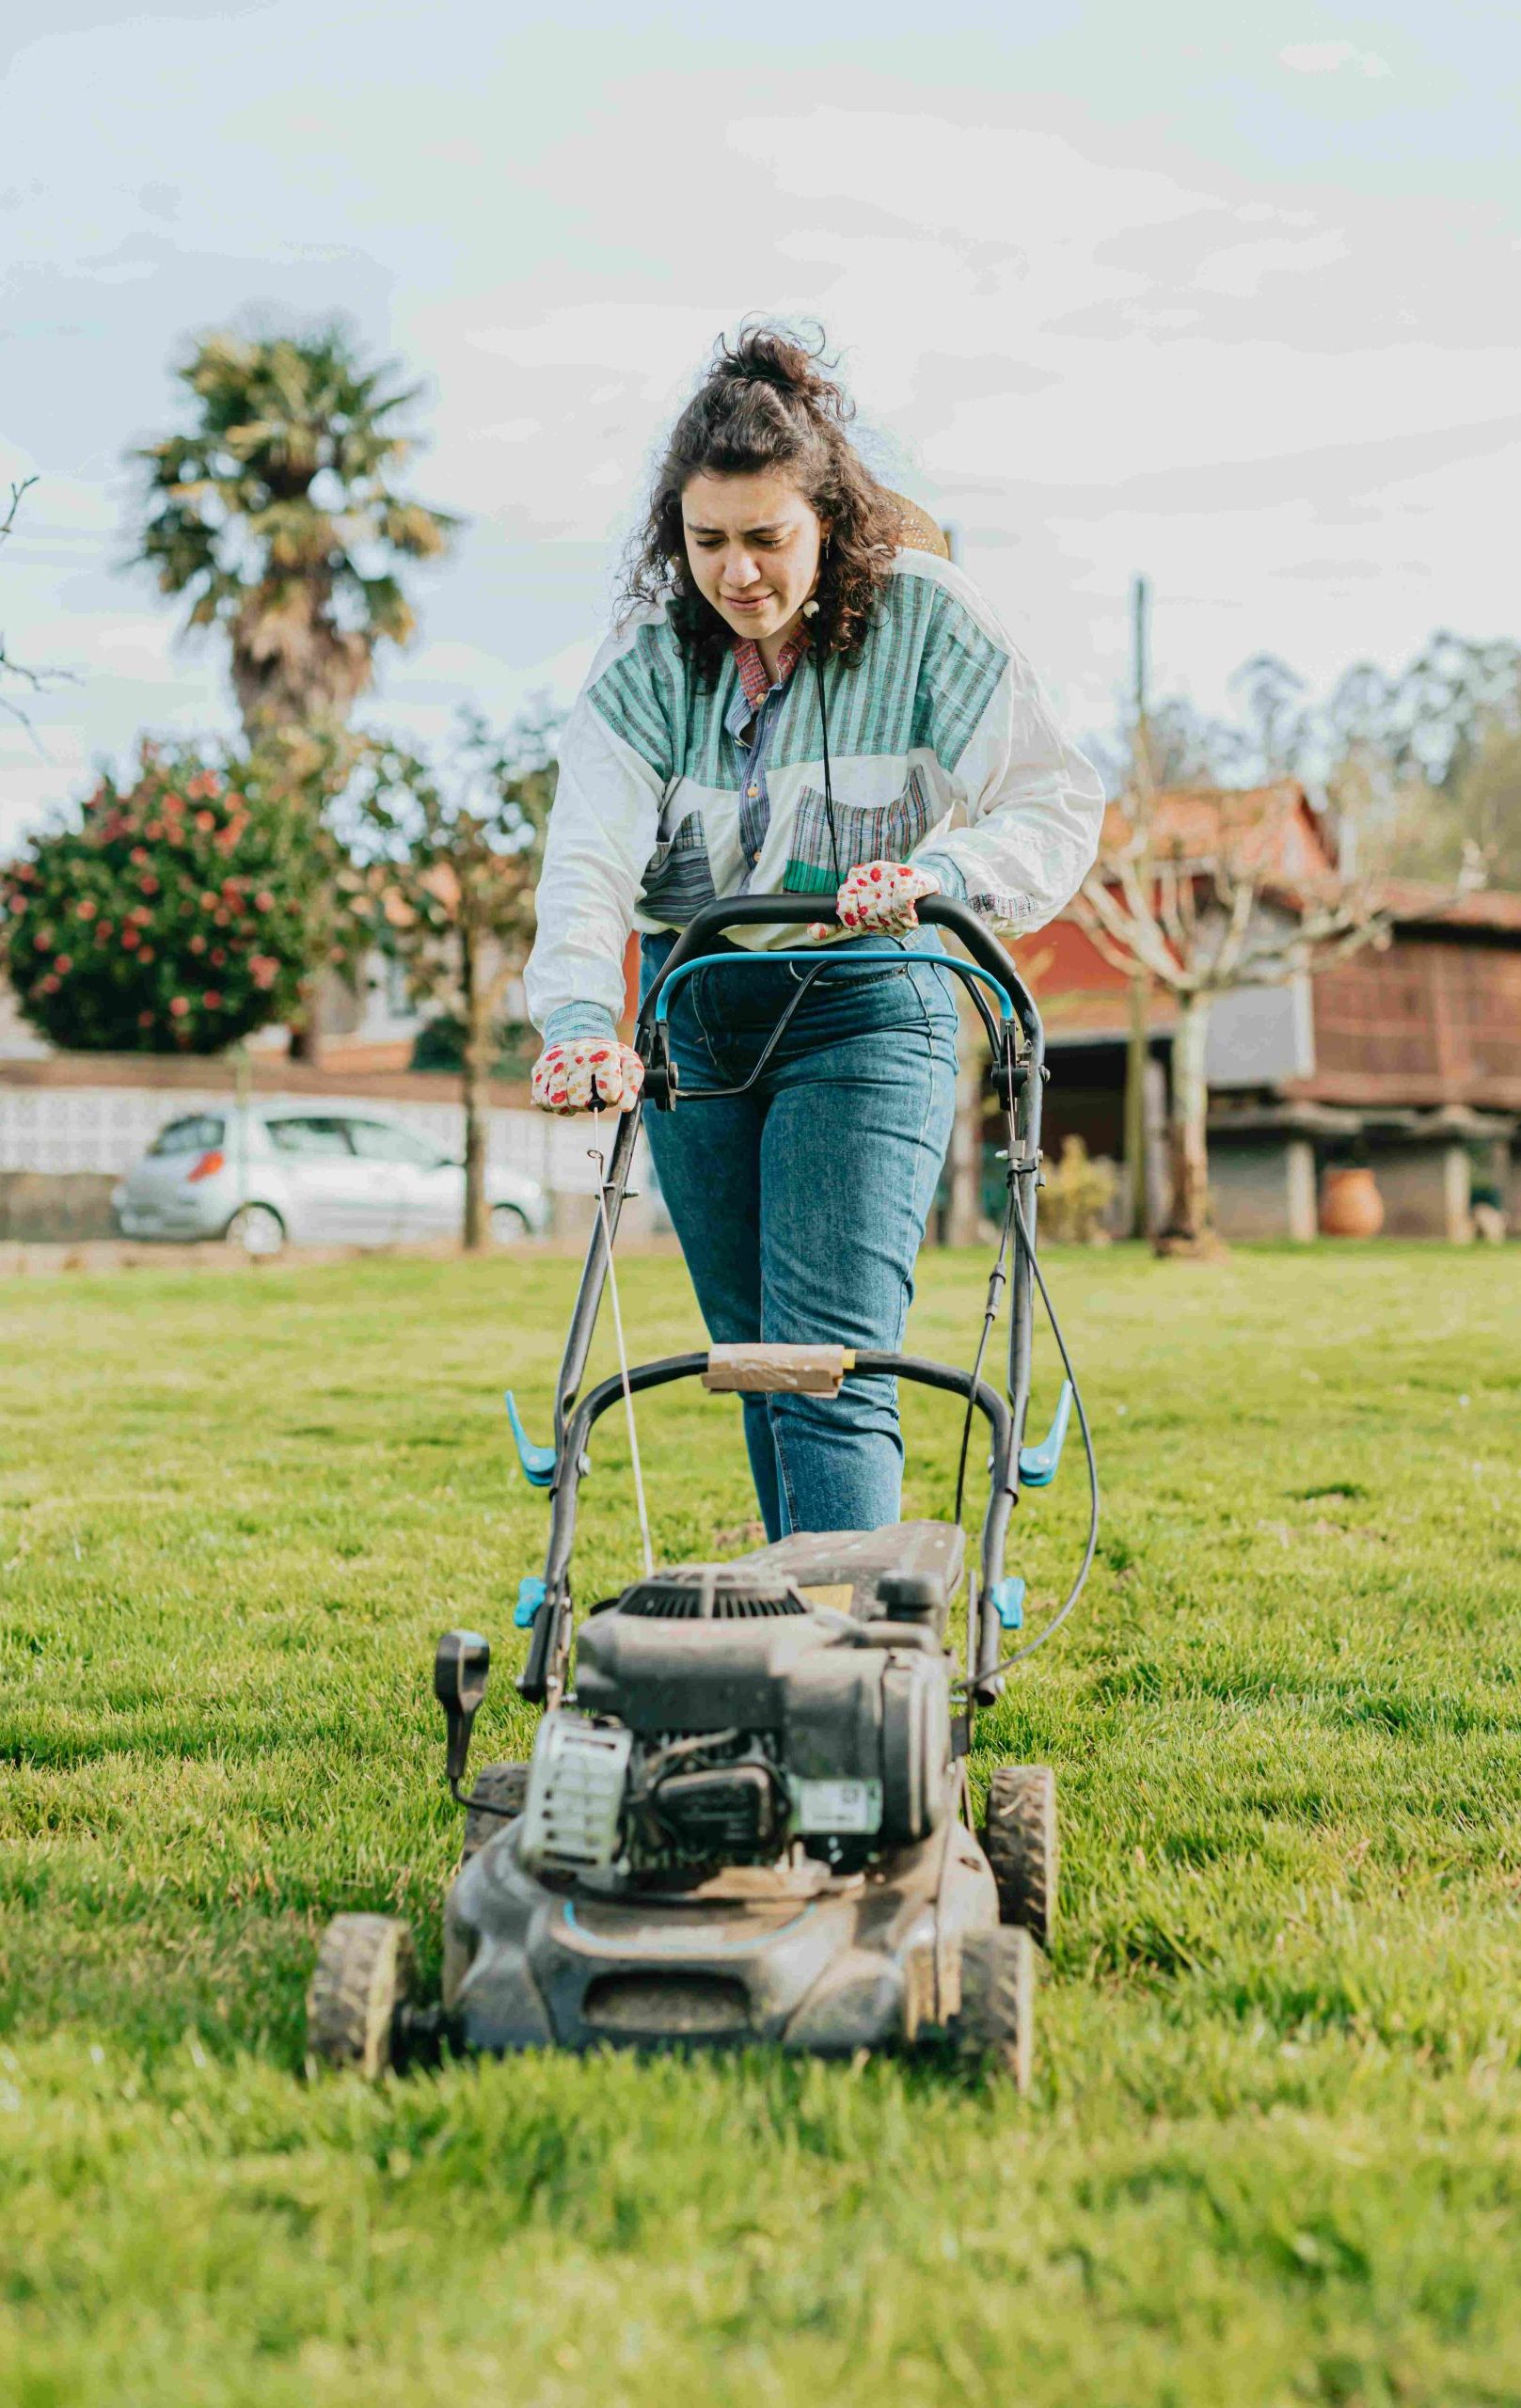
[575,1596,950,1848]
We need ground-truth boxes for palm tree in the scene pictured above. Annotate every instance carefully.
[133,327,455,744]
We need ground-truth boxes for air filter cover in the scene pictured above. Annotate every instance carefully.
[616,1566,809,1621]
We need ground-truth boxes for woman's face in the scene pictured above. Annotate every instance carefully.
[681,470,825,650]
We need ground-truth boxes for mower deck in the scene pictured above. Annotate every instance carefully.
[445,1800,996,2057]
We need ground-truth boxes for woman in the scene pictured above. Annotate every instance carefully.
[525,327,1102,1544]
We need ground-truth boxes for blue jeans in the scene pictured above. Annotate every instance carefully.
[640,931,959,1541]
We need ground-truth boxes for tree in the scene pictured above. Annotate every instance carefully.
[1071,784,1388,1251]
[1321,635,1521,887]
[133,327,455,745]
[1,740,331,1054]
[349,705,558,1249]
[1100,622,1521,892]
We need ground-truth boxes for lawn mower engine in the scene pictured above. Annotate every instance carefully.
[521,1564,951,1887]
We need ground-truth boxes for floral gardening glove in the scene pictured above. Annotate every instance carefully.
[807,860,941,943]
[531,1038,645,1116]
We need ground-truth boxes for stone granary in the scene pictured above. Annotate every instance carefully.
[1010,783,1520,1241]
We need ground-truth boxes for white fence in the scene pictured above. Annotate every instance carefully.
[0,1084,642,1199]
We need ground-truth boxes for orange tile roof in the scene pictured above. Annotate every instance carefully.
[1101,781,1338,881]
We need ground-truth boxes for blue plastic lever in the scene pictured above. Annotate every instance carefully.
[990,1576,1026,1630]
[1019,1381,1073,1489]
[504,1390,556,1490]
[514,1575,547,1630]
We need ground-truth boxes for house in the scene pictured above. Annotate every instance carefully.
[1011,784,1520,1241]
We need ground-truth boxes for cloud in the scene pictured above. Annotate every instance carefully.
[1192,230,1349,299]
[1278,40,1392,80]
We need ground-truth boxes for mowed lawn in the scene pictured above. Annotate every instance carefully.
[3,1241,1521,2408]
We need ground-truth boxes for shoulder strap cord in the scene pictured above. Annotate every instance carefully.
[813,645,843,890]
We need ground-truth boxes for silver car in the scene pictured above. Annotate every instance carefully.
[112,1104,549,1255]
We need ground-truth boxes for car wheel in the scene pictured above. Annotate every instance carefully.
[489,1203,529,1247]
[225,1203,286,1258]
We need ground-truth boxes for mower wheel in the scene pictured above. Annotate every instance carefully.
[461,1760,531,1865]
[306,1913,415,2080]
[957,1925,1035,2092]
[982,1764,1057,1950]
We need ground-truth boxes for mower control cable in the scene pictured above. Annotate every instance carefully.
[980,1197,1101,1675]
[589,1111,655,1582]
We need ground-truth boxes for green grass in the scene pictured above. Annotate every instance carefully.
[3,1242,1521,2407]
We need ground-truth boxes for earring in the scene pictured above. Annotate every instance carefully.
[802,599,819,618]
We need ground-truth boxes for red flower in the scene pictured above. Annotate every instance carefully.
[169,996,190,1018]
[120,927,140,951]
[54,953,72,974]
[139,874,160,896]
[210,946,226,967]
[75,896,98,921]
[255,890,275,912]
[195,811,216,832]
[202,990,222,1008]
[189,934,206,955]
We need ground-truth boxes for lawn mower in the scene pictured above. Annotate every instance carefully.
[307,895,1098,2087]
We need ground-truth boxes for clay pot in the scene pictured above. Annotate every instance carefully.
[1321,1166,1385,1239]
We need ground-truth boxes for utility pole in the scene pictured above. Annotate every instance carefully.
[1124,575,1152,1241]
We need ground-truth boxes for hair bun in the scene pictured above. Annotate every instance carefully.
[708,324,852,424]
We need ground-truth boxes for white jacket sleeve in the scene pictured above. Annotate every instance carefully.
[523,672,664,1038]
[910,591,1104,934]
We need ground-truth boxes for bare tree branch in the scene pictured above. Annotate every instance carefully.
[1,478,79,740]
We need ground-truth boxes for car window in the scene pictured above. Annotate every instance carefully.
[150,1114,225,1156]
[344,1119,443,1168]
[264,1116,356,1158]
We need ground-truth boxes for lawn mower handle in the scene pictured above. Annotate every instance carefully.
[635,892,1043,1054]
[521,893,1048,1698]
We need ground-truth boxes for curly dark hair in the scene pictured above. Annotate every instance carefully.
[621,325,905,686]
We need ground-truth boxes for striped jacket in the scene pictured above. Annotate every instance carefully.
[525,550,1103,1041]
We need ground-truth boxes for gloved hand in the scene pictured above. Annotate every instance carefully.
[807,861,940,943]
[531,1038,645,1115]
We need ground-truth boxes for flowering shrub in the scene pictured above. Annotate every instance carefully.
[1,743,327,1054]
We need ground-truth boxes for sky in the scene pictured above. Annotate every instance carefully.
[2,0,1518,847]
